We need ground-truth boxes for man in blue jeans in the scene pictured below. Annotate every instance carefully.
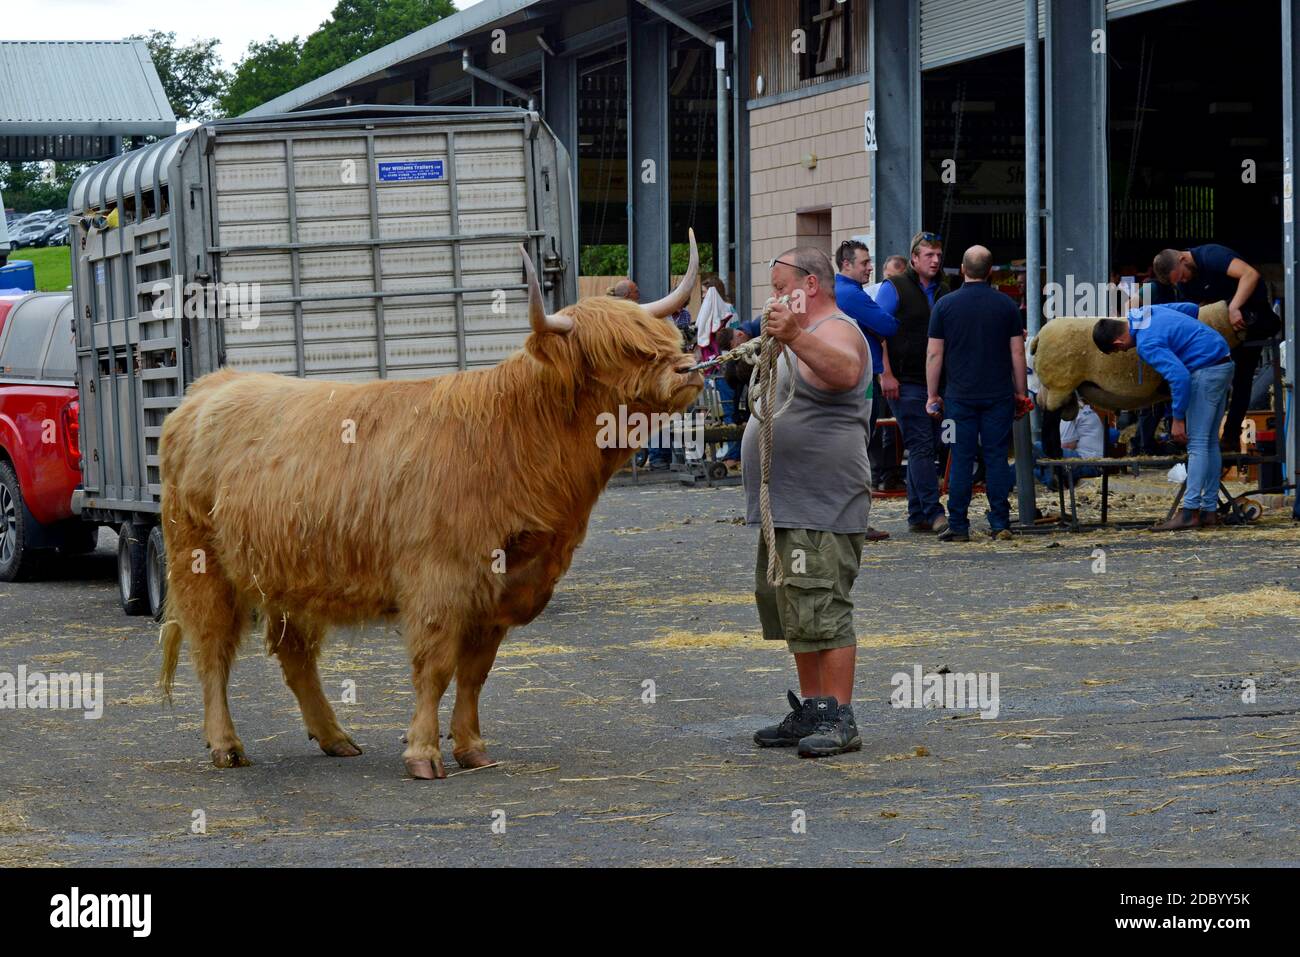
[924,246,1028,542]
[1092,302,1234,531]
[875,231,950,533]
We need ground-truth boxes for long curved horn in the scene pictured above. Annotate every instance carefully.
[643,227,699,318]
[520,246,574,334]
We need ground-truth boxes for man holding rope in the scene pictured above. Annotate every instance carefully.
[743,246,872,759]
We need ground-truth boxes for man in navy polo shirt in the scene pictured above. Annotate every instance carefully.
[1151,245,1279,453]
[1092,302,1234,531]
[924,245,1027,542]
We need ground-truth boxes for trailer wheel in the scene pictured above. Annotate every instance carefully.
[0,460,41,582]
[146,525,167,621]
[117,522,149,616]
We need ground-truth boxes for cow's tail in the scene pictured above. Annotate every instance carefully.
[159,599,184,704]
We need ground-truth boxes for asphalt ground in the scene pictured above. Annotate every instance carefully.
[1,475,1297,867]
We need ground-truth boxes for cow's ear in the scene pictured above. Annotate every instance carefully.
[525,329,569,367]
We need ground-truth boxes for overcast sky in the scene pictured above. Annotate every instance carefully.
[5,0,481,70]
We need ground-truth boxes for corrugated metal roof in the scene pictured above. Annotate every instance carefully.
[0,41,176,135]
[244,0,546,116]
[1106,0,1191,18]
[920,0,1046,72]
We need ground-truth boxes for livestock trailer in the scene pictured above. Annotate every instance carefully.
[67,105,577,616]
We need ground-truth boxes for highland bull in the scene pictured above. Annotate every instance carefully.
[160,234,704,779]
[1029,301,1242,419]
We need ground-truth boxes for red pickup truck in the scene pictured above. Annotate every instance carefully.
[0,293,96,580]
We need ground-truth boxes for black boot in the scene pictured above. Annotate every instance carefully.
[797,698,863,758]
[754,690,819,748]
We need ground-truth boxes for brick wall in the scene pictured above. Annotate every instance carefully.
[749,82,872,313]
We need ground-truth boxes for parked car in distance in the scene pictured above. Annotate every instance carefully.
[0,293,95,580]
[33,218,69,247]
[10,219,54,248]
[42,223,71,247]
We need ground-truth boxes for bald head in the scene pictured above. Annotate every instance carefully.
[608,278,640,302]
[961,245,993,281]
[776,245,835,291]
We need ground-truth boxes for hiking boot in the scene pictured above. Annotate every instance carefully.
[754,690,819,748]
[938,527,969,542]
[797,698,862,758]
[908,520,933,533]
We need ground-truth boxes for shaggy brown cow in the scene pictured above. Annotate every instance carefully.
[160,234,703,779]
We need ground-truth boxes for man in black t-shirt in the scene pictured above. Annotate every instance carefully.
[1151,245,1280,451]
[925,246,1028,542]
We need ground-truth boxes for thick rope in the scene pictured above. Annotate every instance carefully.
[683,299,795,586]
[752,298,797,586]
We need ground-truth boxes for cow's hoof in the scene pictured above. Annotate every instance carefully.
[404,757,446,780]
[320,736,362,758]
[211,746,251,768]
[454,748,496,770]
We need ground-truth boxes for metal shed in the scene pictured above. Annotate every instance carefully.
[0,41,176,162]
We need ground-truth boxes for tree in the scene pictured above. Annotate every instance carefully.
[0,162,87,214]
[129,30,227,122]
[221,0,456,116]
[299,0,457,78]
[220,38,306,118]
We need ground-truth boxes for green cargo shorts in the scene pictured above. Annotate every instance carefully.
[754,527,865,654]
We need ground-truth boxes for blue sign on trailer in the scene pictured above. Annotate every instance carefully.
[376,160,444,182]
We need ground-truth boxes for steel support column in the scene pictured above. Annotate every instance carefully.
[1283,0,1300,515]
[1016,0,1043,527]
[871,0,922,261]
[626,8,671,301]
[543,49,579,228]
[471,73,503,107]
[733,0,751,321]
[1045,0,1108,298]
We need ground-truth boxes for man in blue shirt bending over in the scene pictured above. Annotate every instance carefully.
[1092,302,1234,531]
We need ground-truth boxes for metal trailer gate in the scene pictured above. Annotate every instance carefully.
[68,105,575,531]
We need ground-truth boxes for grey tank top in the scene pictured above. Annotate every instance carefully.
[740,314,874,533]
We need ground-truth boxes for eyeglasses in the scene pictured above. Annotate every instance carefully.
[769,257,810,275]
